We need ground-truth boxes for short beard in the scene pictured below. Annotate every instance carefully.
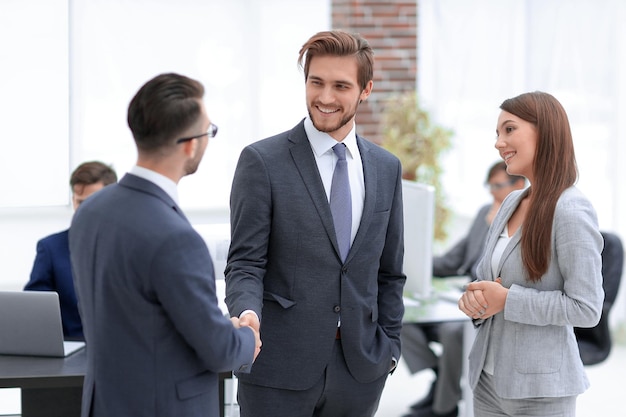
[184,156,201,176]
[307,99,360,134]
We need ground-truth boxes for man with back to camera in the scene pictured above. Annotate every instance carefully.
[69,73,261,417]
[225,30,406,417]
[24,160,117,340]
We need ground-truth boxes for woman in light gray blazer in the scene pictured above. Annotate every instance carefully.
[458,91,604,417]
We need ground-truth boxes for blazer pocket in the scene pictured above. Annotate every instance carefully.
[263,291,296,309]
[371,303,378,322]
[514,323,564,374]
[176,371,212,400]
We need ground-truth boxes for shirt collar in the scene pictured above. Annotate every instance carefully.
[130,165,180,205]
[304,116,359,158]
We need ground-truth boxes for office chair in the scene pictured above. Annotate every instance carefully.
[574,231,624,366]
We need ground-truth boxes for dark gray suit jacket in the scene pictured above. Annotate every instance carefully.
[70,173,255,417]
[225,120,406,390]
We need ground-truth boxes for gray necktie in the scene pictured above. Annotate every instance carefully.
[330,143,352,262]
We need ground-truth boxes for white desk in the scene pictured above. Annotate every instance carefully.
[403,292,475,417]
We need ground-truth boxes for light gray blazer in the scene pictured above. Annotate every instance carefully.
[469,186,604,399]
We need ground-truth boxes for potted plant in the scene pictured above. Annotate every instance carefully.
[381,91,453,241]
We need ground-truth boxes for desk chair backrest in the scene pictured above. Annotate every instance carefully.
[574,231,624,366]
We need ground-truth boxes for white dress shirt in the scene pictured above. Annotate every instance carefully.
[304,116,365,245]
[130,165,179,205]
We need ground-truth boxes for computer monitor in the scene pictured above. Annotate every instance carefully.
[193,223,231,280]
[401,180,435,299]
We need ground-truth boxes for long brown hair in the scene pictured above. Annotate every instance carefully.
[500,91,578,281]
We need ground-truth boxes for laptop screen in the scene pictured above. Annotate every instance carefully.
[0,291,84,357]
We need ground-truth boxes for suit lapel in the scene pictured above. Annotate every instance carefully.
[287,123,342,260]
[482,189,526,279]
[346,136,375,262]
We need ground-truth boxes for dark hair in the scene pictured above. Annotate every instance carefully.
[127,73,205,153]
[485,161,524,184]
[500,91,578,281]
[297,30,374,91]
[70,161,117,188]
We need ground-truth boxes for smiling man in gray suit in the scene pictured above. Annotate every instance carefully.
[225,30,406,417]
[70,73,260,417]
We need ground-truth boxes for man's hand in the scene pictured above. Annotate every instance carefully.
[239,311,261,333]
[234,312,262,361]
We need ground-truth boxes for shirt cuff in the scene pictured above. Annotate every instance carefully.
[240,309,259,322]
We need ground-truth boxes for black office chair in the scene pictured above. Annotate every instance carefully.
[574,231,624,366]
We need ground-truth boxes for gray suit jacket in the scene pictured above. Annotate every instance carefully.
[469,186,604,398]
[70,174,255,417]
[225,120,406,389]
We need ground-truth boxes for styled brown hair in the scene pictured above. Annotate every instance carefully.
[297,30,374,91]
[500,91,578,281]
[127,73,205,153]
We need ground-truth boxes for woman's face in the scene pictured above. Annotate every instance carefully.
[495,110,537,183]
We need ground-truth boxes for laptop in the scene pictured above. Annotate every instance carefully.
[0,290,85,357]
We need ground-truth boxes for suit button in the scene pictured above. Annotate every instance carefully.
[333,305,341,313]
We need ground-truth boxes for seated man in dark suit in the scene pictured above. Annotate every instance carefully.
[24,161,117,339]
[400,161,525,417]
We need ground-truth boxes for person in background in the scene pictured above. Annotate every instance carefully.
[400,161,525,417]
[459,91,603,416]
[24,161,117,340]
[69,73,260,417]
[225,30,406,417]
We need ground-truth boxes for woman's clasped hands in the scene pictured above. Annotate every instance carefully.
[458,277,508,320]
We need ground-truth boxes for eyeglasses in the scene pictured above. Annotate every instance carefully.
[176,123,218,144]
[487,178,518,191]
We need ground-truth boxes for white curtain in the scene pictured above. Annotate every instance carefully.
[418,0,626,323]
[0,0,70,207]
[70,0,330,210]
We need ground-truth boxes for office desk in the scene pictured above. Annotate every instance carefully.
[403,293,468,325]
[403,294,475,417]
[0,349,232,417]
[0,349,85,417]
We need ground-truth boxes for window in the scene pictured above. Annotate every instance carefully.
[0,0,70,207]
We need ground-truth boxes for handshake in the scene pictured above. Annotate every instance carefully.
[230,313,262,361]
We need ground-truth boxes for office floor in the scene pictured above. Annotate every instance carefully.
[377,342,626,417]
[1,343,624,416]
[221,343,626,417]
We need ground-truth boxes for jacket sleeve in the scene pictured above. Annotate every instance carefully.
[24,239,55,291]
[224,145,270,321]
[504,190,604,328]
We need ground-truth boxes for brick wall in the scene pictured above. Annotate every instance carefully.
[332,0,417,144]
